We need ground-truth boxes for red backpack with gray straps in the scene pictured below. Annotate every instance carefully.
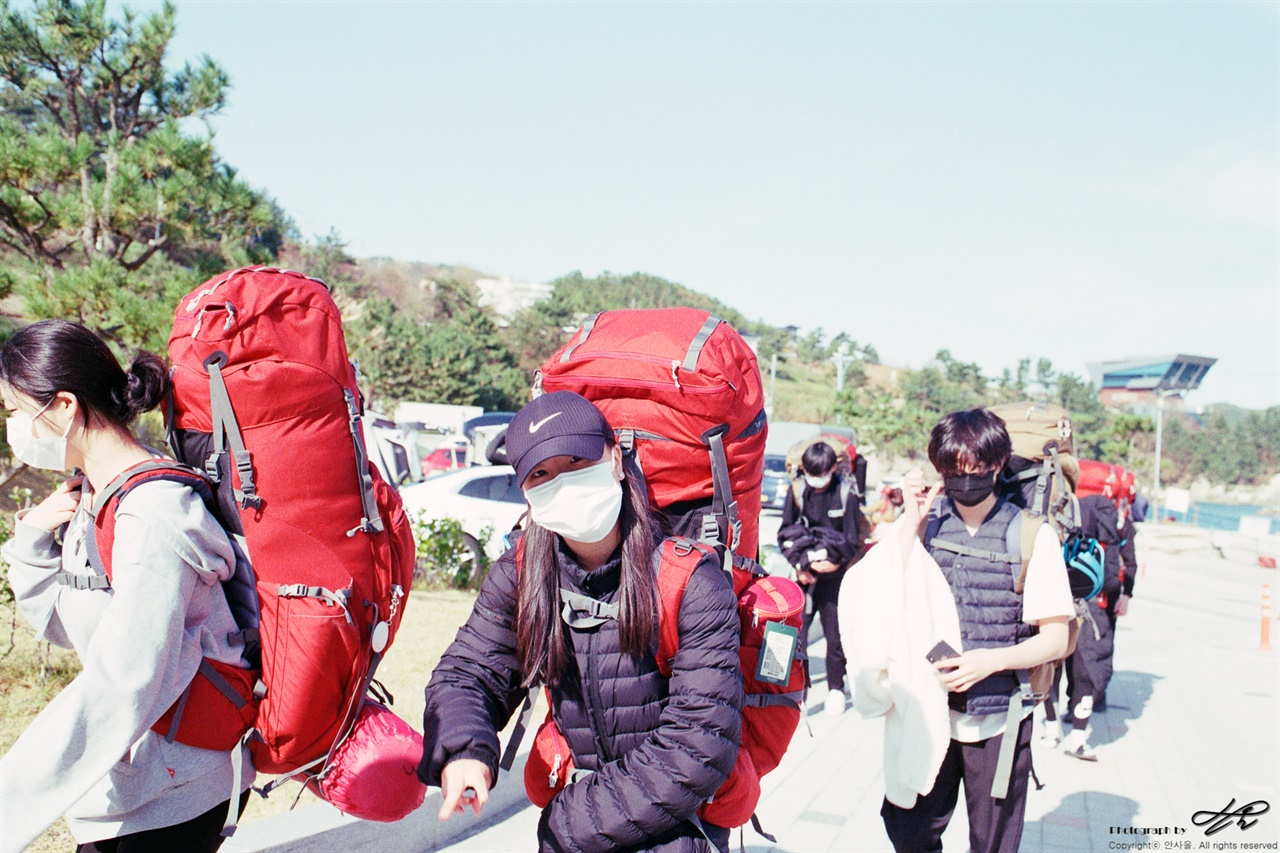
[86,459,259,752]
[166,267,418,816]
[536,308,766,562]
[519,309,804,836]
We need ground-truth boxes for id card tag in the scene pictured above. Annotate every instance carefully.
[755,622,799,686]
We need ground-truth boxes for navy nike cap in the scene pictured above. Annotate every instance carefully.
[506,391,613,487]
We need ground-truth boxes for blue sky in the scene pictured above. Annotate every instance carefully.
[142,1,1276,409]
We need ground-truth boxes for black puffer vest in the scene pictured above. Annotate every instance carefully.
[926,498,1035,715]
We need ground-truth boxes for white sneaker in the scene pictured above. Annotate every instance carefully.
[824,689,846,716]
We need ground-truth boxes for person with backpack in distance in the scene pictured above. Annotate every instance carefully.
[0,321,255,853]
[776,440,865,715]
[842,408,1073,853]
[418,391,744,853]
[1073,492,1135,715]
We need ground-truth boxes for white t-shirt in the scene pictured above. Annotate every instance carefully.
[949,520,1075,743]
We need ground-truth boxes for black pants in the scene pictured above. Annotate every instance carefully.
[881,714,1033,853]
[78,791,250,853]
[703,820,731,853]
[800,573,846,692]
[1072,598,1115,706]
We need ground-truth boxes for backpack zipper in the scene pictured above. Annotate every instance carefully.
[552,372,728,396]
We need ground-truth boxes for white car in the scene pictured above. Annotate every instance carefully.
[397,465,527,564]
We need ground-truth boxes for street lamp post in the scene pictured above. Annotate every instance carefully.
[831,344,853,394]
[1152,388,1182,521]
[831,344,852,425]
[769,353,778,413]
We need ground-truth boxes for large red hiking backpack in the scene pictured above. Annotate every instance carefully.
[513,538,805,833]
[1076,459,1119,501]
[536,308,766,561]
[522,309,803,832]
[167,267,417,791]
[1077,459,1136,512]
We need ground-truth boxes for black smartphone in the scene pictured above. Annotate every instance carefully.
[925,640,959,664]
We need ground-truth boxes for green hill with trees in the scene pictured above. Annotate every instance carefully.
[1,0,1275,491]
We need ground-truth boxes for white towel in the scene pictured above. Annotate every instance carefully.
[839,519,962,808]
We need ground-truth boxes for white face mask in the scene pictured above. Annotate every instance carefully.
[6,399,72,472]
[524,459,623,544]
[805,472,833,490]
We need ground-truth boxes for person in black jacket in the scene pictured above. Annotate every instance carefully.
[777,441,865,716]
[1049,493,1126,761]
[418,391,744,853]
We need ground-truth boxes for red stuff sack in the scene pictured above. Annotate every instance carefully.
[307,702,427,822]
[168,266,417,782]
[537,309,766,561]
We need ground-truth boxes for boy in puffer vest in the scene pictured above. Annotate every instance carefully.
[882,409,1074,853]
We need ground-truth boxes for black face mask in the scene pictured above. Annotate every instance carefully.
[943,472,997,507]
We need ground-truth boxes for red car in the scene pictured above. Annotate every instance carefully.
[421,441,468,477]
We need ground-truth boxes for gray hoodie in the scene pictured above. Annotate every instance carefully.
[0,478,256,850]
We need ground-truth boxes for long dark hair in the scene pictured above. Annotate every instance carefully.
[0,320,168,428]
[515,455,659,687]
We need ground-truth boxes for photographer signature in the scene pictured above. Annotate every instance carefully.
[1191,799,1270,836]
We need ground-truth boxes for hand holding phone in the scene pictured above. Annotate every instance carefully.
[925,640,959,665]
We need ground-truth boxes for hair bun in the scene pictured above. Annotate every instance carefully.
[123,353,171,419]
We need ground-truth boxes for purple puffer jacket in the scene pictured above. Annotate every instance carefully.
[419,537,744,853]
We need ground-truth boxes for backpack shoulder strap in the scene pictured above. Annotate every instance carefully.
[922,506,943,550]
[90,460,212,582]
[1010,509,1041,595]
[655,537,714,678]
[790,478,804,513]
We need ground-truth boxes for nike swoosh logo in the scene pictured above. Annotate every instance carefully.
[529,412,562,434]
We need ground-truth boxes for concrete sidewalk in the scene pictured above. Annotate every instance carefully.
[227,527,1280,852]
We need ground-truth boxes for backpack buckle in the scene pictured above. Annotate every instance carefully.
[204,453,223,484]
[699,514,722,545]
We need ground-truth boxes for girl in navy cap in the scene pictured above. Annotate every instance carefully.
[419,391,743,853]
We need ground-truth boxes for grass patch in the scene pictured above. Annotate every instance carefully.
[0,588,478,848]
[774,359,838,423]
[1,604,83,853]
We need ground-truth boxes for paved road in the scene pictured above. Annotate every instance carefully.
[441,529,1280,852]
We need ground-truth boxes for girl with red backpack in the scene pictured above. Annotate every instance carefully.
[0,321,255,852]
[418,391,744,852]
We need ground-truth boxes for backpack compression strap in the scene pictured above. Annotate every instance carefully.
[201,352,262,511]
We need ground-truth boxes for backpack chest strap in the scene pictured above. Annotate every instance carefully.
[559,588,619,629]
[927,538,1020,566]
